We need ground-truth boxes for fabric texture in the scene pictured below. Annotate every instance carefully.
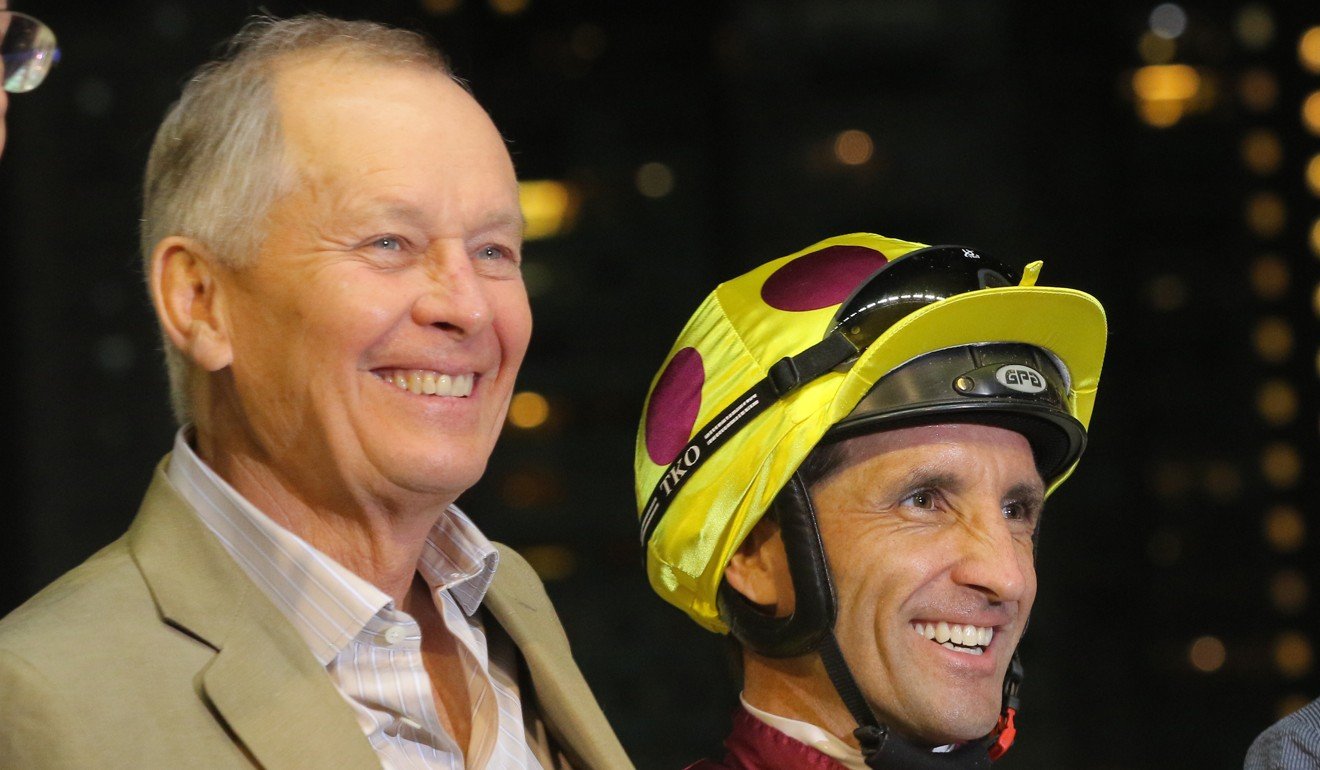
[1246,699,1320,769]
[0,456,634,770]
[685,708,851,770]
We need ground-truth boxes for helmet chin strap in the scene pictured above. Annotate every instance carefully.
[816,626,1022,769]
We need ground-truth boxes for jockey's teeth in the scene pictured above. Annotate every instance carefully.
[910,621,994,653]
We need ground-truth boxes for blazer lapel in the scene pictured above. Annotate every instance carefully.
[128,459,381,770]
[485,545,634,770]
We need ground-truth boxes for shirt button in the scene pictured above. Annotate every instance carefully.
[383,626,407,646]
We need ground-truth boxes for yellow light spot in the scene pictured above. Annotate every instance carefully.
[488,0,528,15]
[1265,505,1306,552]
[1138,99,1185,127]
[833,129,875,166]
[1261,442,1302,489]
[635,162,675,199]
[519,544,578,581]
[1251,254,1289,300]
[508,391,550,429]
[1271,570,1309,614]
[1304,92,1320,136]
[1134,64,1200,101]
[1301,27,1320,74]
[518,180,578,241]
[1189,636,1226,673]
[1274,632,1312,679]
[1241,129,1282,175]
[1133,65,1203,128]
[1311,219,1320,257]
[1257,380,1298,426]
[1307,155,1320,197]
[1246,191,1286,238]
[1253,317,1292,363]
[1139,31,1177,64]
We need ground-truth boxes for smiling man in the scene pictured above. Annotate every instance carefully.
[0,14,630,770]
[634,234,1107,768]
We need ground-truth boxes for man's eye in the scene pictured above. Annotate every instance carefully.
[477,244,509,260]
[371,236,403,251]
[1003,502,1038,525]
[903,490,936,509]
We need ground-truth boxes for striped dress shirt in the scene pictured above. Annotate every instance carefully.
[167,430,546,770]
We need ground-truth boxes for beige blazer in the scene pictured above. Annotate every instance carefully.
[0,460,634,770]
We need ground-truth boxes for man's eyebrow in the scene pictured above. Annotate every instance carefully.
[1005,481,1046,507]
[891,468,963,494]
[887,467,1045,504]
[367,203,526,236]
[472,208,527,236]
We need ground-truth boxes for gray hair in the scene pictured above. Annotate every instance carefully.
[142,13,454,424]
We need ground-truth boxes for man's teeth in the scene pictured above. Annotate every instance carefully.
[378,370,474,397]
[911,621,994,655]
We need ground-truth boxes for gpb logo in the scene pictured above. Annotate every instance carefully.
[995,365,1047,394]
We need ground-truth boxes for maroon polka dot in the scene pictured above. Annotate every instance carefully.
[760,245,890,311]
[646,347,704,465]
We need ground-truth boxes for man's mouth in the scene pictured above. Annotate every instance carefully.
[374,369,474,397]
[910,621,995,656]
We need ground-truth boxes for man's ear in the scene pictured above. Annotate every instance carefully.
[724,516,796,617]
[148,236,234,372]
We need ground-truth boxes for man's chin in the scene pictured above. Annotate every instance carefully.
[883,701,1001,750]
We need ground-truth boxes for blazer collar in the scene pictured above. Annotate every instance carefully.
[127,457,381,770]
[485,544,635,770]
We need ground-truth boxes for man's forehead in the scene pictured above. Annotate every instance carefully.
[831,422,1044,490]
[840,422,1034,456]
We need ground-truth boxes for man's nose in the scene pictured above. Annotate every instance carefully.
[413,245,494,337]
[949,513,1032,604]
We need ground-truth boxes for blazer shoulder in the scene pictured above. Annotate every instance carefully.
[0,537,148,659]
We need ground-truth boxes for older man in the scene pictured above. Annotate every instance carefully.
[0,3,59,156]
[0,14,630,770]
[634,234,1106,768]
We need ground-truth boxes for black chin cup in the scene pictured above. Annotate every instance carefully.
[717,472,836,658]
[857,726,993,770]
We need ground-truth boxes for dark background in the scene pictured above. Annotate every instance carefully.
[2,1,1315,768]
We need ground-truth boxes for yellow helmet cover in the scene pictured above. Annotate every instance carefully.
[634,232,1107,632]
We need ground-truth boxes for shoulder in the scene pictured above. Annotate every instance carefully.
[1247,699,1320,769]
[0,537,146,658]
[491,542,554,604]
[0,540,151,767]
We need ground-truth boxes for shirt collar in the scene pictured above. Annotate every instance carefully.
[166,427,500,664]
[741,695,869,770]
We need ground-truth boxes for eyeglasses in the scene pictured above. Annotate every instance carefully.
[2,11,59,94]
